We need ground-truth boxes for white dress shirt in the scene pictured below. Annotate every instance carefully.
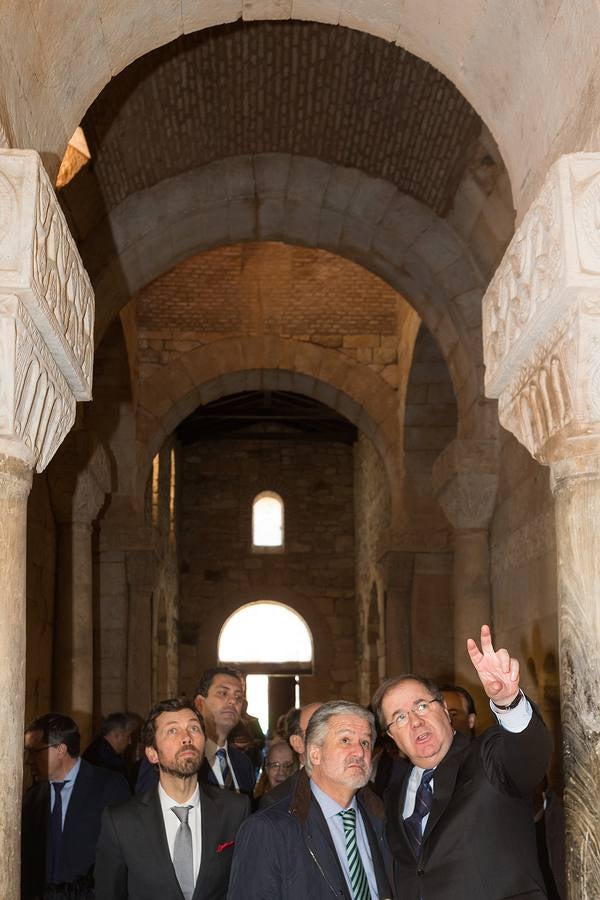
[158,782,203,883]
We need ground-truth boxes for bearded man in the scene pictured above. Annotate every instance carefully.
[95,697,249,900]
[228,700,392,900]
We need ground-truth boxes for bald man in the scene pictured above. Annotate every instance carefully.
[259,701,322,810]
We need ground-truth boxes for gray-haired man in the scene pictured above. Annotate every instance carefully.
[228,700,392,900]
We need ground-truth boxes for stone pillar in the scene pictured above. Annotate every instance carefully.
[432,438,498,711]
[380,549,414,674]
[482,153,600,899]
[0,150,94,900]
[48,432,110,746]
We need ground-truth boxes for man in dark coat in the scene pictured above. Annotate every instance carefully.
[83,712,132,778]
[227,700,393,899]
[95,697,249,900]
[21,712,130,900]
[373,625,553,899]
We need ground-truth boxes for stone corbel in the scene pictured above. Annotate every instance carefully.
[432,438,499,530]
[483,153,600,464]
[0,150,94,471]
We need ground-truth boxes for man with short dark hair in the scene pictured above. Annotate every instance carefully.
[228,700,392,899]
[373,625,553,899]
[21,712,130,900]
[439,684,477,738]
[95,697,249,900]
[83,711,133,777]
[135,668,255,797]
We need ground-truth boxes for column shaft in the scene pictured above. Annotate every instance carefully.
[453,529,492,683]
[53,521,94,746]
[551,456,600,899]
[0,456,32,900]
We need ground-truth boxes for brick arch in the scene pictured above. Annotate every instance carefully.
[87,155,490,439]
[136,335,400,520]
[2,4,591,212]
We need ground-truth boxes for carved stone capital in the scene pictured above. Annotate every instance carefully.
[432,438,499,530]
[483,153,600,464]
[0,151,94,471]
[48,431,111,525]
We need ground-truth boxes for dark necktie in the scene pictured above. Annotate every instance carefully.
[404,768,435,856]
[339,808,372,900]
[172,805,194,900]
[215,748,233,789]
[50,781,66,883]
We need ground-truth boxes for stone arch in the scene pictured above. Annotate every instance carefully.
[2,5,595,212]
[136,334,401,519]
[86,156,490,439]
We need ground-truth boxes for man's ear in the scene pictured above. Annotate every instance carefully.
[307,744,320,769]
[56,742,68,761]
[194,695,205,716]
[468,713,476,732]
[289,735,303,755]
[145,745,159,766]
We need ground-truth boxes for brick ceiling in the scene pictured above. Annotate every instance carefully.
[83,20,481,217]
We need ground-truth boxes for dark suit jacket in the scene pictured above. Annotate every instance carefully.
[95,782,249,900]
[385,703,553,899]
[227,769,393,900]
[21,758,130,899]
[83,736,128,778]
[135,746,255,798]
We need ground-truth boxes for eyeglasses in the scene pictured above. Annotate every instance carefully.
[24,743,60,755]
[385,698,441,731]
[265,762,295,772]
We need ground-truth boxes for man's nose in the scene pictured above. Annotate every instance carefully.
[408,707,425,725]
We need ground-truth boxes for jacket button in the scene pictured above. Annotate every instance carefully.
[416,867,424,876]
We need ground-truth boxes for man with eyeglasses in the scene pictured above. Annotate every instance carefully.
[21,712,130,899]
[372,625,553,899]
[95,697,249,900]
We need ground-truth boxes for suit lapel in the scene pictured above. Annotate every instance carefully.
[305,796,352,900]
[422,734,466,845]
[357,794,392,899]
[142,789,186,898]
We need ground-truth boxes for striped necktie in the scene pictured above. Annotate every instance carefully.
[215,747,233,789]
[339,808,372,900]
[404,767,435,855]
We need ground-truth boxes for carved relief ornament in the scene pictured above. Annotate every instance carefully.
[0,151,95,471]
[483,153,600,464]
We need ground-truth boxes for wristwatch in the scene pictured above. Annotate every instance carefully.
[493,690,523,710]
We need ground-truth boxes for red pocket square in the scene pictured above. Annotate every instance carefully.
[216,841,235,853]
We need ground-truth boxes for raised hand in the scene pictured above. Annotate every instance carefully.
[466,625,520,705]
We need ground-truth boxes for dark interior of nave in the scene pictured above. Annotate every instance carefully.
[23,18,560,791]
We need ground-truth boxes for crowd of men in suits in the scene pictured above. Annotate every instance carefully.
[21,625,564,899]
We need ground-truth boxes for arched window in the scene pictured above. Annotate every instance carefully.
[218,602,312,669]
[252,491,284,548]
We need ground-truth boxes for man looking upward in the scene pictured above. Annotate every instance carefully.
[373,625,553,899]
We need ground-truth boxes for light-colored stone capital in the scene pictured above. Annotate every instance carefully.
[49,431,111,524]
[483,153,600,465]
[0,150,94,471]
[432,438,499,530]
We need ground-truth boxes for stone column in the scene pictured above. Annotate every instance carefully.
[482,153,600,899]
[48,432,110,747]
[432,439,498,710]
[0,150,94,900]
[380,549,414,674]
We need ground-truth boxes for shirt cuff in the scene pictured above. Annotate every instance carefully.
[490,693,533,733]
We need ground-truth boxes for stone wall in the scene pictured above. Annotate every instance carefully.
[178,436,357,704]
[490,427,561,782]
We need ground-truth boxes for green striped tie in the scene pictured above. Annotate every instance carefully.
[339,808,372,900]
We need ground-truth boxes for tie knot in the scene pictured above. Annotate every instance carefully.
[172,805,192,825]
[52,781,66,796]
[215,748,226,761]
[421,768,435,787]
[340,808,357,832]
